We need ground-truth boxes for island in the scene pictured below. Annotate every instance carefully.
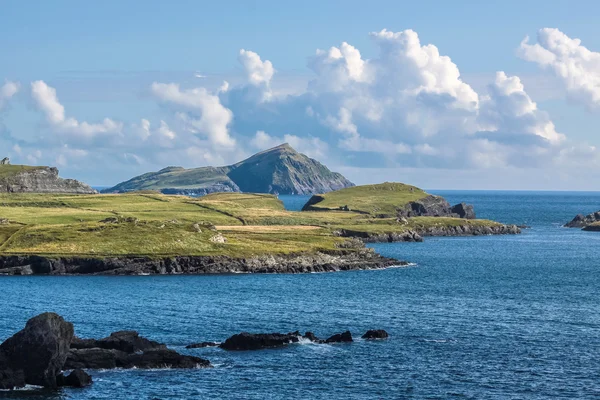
[103,143,354,195]
[564,210,600,231]
[0,182,520,275]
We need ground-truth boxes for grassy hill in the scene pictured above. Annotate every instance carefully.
[302,182,429,216]
[104,144,354,195]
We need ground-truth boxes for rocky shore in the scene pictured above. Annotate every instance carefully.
[565,210,600,229]
[333,223,521,243]
[0,249,404,276]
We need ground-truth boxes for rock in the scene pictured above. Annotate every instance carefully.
[302,332,321,343]
[582,224,600,232]
[192,223,202,233]
[65,348,128,370]
[565,211,600,228]
[57,369,92,388]
[325,331,353,343]
[121,349,210,369]
[0,166,96,194]
[516,224,531,229]
[0,218,8,225]
[361,330,389,339]
[209,233,227,243]
[0,250,402,275]
[220,332,302,350]
[0,353,25,389]
[0,312,74,389]
[92,330,166,353]
[0,157,10,165]
[451,203,476,219]
[186,341,219,349]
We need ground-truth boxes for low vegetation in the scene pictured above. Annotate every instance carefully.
[0,184,506,258]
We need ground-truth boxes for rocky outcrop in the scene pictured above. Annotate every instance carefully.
[362,330,389,340]
[0,250,404,276]
[325,331,353,343]
[397,195,476,219]
[582,224,600,232]
[334,229,423,243]
[186,342,220,349]
[565,211,600,228]
[0,313,74,389]
[56,369,92,388]
[220,332,303,351]
[65,331,209,370]
[416,224,521,237]
[0,166,96,194]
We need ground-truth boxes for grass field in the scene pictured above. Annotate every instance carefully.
[0,185,505,258]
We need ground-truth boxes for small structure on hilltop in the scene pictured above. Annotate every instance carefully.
[0,157,10,165]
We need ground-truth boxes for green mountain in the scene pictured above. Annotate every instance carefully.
[103,144,354,195]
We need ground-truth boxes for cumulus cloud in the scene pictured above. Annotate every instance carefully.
[518,28,600,111]
[30,80,122,138]
[238,49,274,86]
[251,130,328,159]
[151,82,235,147]
[0,81,19,110]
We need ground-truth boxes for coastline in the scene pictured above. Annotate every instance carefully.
[0,249,404,276]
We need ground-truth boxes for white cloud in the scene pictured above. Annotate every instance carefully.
[519,28,600,111]
[250,130,328,159]
[30,80,122,138]
[0,81,19,110]
[238,49,275,86]
[151,82,235,147]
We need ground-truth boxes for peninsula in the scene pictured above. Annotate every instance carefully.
[0,182,520,275]
[103,144,354,195]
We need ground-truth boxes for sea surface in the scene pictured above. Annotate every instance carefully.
[2,191,600,399]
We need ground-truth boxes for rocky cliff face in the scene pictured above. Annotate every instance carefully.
[396,195,476,219]
[0,166,97,194]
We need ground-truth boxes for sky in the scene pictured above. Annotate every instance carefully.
[2,0,600,190]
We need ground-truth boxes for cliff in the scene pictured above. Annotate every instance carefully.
[103,144,354,195]
[0,165,96,194]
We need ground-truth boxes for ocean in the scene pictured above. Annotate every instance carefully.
[2,191,600,399]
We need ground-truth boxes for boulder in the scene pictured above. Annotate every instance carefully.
[220,332,301,350]
[0,312,74,389]
[65,348,128,370]
[361,329,389,339]
[57,369,92,388]
[450,203,476,219]
[303,332,320,342]
[186,341,220,349]
[325,331,353,343]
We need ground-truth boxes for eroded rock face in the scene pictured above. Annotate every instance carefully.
[0,312,74,389]
[565,211,600,228]
[0,166,96,194]
[397,195,476,219]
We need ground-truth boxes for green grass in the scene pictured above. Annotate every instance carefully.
[304,182,429,216]
[0,165,46,178]
[0,186,507,258]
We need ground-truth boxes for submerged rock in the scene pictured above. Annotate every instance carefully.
[325,331,353,343]
[220,332,302,351]
[361,330,389,340]
[0,312,74,389]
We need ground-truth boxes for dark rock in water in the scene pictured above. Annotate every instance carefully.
[325,331,353,343]
[220,332,301,350]
[186,341,220,349]
[303,332,320,342]
[565,211,600,228]
[121,349,210,369]
[451,203,476,219]
[0,312,74,389]
[57,369,92,388]
[65,348,128,370]
[361,330,389,339]
[516,225,531,229]
[0,353,25,389]
[582,224,600,232]
[71,331,166,353]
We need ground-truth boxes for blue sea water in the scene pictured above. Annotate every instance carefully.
[2,191,600,399]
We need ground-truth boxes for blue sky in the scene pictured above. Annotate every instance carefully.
[1,0,600,189]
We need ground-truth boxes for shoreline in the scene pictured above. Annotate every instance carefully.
[0,249,405,276]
